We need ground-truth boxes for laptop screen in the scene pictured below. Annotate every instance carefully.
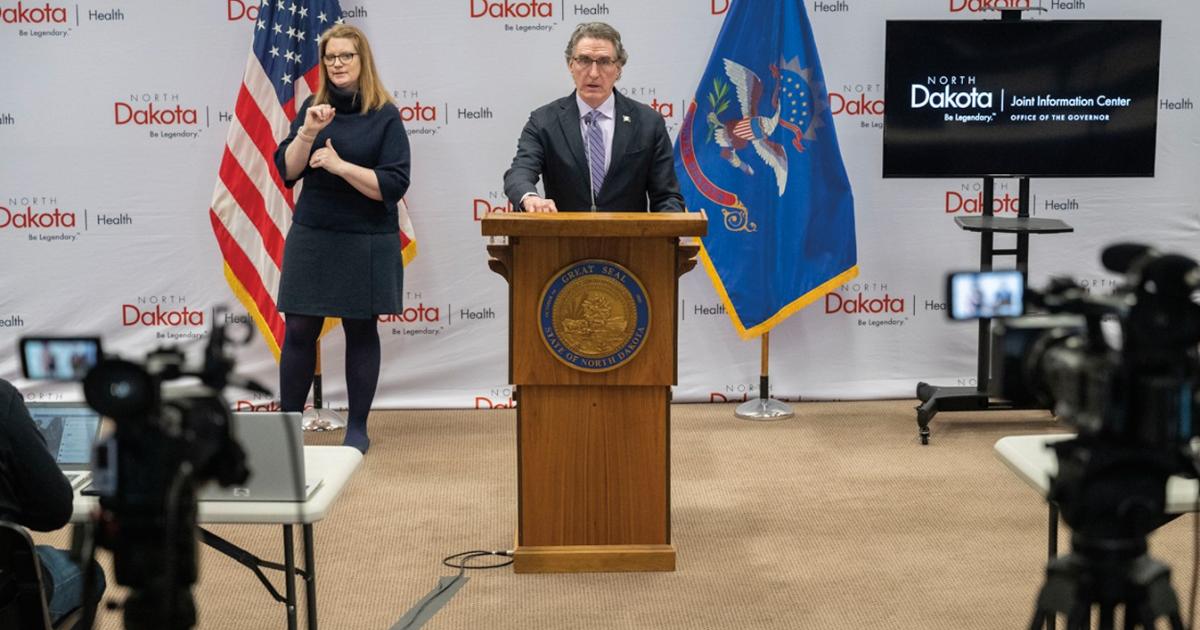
[27,405,101,466]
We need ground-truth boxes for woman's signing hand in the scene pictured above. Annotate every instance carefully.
[309,139,345,175]
[301,104,335,135]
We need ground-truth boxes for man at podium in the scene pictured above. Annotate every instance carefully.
[503,22,684,214]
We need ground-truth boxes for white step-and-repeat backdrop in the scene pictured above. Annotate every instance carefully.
[2,0,1197,410]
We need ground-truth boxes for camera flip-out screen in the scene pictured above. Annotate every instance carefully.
[946,270,1024,320]
[19,337,102,381]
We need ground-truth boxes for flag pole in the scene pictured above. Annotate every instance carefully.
[735,332,794,420]
[302,332,347,431]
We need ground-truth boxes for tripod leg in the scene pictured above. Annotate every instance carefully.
[1098,604,1117,630]
[1028,610,1046,630]
[1045,505,1059,630]
[1066,604,1089,630]
[1139,564,1184,630]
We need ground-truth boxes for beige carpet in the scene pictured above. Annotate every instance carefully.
[32,401,1199,629]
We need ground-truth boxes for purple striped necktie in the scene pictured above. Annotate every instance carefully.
[585,110,606,198]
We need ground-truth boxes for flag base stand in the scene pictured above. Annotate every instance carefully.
[734,337,794,421]
[302,407,346,432]
[734,396,794,421]
[302,369,345,432]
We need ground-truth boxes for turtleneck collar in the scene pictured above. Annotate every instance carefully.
[327,84,361,114]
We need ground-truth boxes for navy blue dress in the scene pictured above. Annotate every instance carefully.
[273,89,411,319]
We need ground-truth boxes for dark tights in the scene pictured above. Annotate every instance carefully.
[279,314,379,452]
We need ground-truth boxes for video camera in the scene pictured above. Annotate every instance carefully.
[988,243,1200,455]
[949,243,1200,628]
[19,308,266,630]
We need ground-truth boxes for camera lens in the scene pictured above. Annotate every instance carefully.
[84,358,155,420]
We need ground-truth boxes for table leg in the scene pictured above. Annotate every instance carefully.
[303,524,318,630]
[284,524,298,630]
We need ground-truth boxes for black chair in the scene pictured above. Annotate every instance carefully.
[0,520,85,630]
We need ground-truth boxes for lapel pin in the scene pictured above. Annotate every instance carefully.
[622,115,631,123]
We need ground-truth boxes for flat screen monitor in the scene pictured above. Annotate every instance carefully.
[882,19,1161,178]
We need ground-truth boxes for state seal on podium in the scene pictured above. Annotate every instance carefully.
[538,259,651,372]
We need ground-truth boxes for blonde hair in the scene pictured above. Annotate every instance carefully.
[312,24,392,113]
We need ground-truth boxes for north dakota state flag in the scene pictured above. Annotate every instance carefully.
[674,0,858,339]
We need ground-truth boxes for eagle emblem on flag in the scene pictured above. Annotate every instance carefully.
[705,57,824,198]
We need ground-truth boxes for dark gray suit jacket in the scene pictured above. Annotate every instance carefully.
[503,91,684,212]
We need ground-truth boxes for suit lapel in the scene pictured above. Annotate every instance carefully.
[555,95,591,193]
[606,92,639,199]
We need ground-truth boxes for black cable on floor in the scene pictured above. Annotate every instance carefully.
[442,549,513,571]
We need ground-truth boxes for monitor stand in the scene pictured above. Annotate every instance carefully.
[993,7,1048,20]
[914,176,1072,444]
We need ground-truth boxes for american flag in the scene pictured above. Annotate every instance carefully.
[208,0,417,359]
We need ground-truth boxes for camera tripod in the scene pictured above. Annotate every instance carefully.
[1028,535,1184,630]
[1029,438,1192,630]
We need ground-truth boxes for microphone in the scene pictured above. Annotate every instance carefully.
[1102,243,1200,298]
[1101,243,1155,274]
[1140,254,1200,298]
[584,114,597,212]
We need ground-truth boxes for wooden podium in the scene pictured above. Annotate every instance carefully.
[481,211,706,573]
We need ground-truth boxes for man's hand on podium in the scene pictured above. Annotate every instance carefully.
[521,195,558,213]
